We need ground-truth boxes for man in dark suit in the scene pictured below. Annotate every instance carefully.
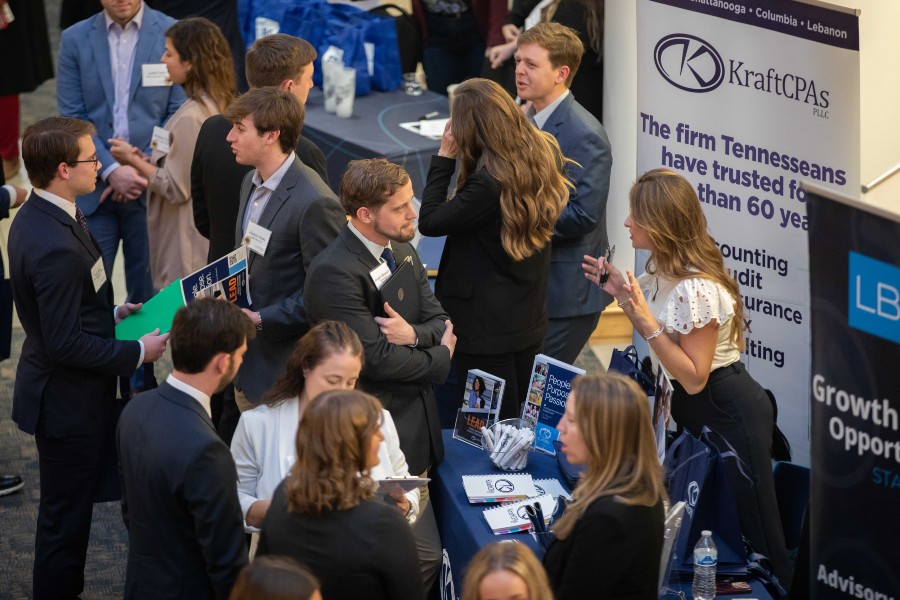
[117,299,254,599]
[192,34,328,265]
[57,0,187,395]
[57,0,185,307]
[305,158,455,592]
[10,117,169,599]
[516,23,613,364]
[223,88,345,408]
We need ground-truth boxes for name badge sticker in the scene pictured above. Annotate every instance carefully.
[142,63,172,87]
[91,258,107,293]
[243,221,273,256]
[369,261,392,290]
[150,126,170,154]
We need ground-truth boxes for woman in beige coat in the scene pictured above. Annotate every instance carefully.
[110,17,235,290]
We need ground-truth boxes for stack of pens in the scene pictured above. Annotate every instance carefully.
[481,419,534,471]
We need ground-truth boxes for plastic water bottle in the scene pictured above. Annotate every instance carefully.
[692,530,717,600]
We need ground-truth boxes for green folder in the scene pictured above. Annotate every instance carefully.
[114,280,186,341]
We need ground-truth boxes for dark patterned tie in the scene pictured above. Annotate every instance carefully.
[380,247,398,273]
[75,207,91,237]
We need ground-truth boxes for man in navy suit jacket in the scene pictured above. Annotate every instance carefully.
[117,299,254,599]
[516,23,614,364]
[57,0,185,352]
[10,117,169,599]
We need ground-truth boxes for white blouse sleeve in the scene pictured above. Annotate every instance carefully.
[381,410,421,523]
[660,277,736,334]
[230,413,263,532]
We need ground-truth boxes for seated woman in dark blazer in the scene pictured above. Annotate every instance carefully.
[543,372,667,599]
[418,78,571,420]
[257,390,424,600]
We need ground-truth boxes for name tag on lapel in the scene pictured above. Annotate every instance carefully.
[91,258,107,293]
[243,221,272,256]
[369,262,392,290]
[150,126,170,154]
[142,64,172,87]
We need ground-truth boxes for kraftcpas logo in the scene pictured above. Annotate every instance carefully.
[653,33,831,112]
[654,34,724,93]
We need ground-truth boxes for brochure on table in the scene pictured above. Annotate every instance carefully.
[115,247,251,340]
[520,354,584,455]
[453,369,505,448]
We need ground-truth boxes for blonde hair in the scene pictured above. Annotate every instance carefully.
[552,373,666,540]
[460,543,554,600]
[451,78,572,261]
[285,390,382,514]
[630,168,746,350]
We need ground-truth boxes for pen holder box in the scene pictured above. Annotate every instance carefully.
[481,419,534,471]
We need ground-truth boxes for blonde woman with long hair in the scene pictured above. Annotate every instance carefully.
[418,77,570,420]
[256,390,424,600]
[461,542,554,600]
[543,373,666,599]
[583,168,791,588]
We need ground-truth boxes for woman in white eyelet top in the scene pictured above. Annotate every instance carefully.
[583,168,793,591]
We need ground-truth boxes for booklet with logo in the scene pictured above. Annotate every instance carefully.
[482,494,555,535]
[453,369,505,448]
[462,474,537,504]
[115,247,251,340]
[520,354,585,455]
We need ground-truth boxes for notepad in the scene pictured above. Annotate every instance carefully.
[482,494,555,535]
[533,478,572,501]
[462,474,537,504]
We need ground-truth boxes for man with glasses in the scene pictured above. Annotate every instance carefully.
[57,0,186,397]
[9,117,169,599]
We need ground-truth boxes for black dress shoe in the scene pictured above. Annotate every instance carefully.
[0,475,24,496]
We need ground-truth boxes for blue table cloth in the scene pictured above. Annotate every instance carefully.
[431,430,775,600]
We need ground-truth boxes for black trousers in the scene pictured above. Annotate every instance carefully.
[33,423,120,600]
[453,340,543,421]
[671,361,793,590]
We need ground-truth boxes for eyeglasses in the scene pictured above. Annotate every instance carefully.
[69,157,99,167]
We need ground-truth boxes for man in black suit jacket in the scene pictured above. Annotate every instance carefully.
[117,299,254,599]
[517,23,613,364]
[10,117,169,599]
[305,158,455,592]
[192,34,329,265]
[224,88,345,409]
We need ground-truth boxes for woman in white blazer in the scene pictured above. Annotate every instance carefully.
[230,321,420,538]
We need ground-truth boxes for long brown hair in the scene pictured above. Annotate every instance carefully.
[285,390,382,515]
[166,17,236,112]
[552,373,666,540]
[460,543,554,600]
[630,168,746,350]
[450,78,571,261]
[263,321,364,408]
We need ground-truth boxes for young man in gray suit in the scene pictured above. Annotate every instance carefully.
[516,22,614,364]
[304,159,456,593]
[117,299,255,599]
[224,88,345,408]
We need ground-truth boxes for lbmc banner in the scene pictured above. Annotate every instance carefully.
[807,185,900,598]
[636,0,860,465]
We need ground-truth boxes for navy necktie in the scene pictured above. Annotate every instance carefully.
[381,247,397,273]
[75,207,91,237]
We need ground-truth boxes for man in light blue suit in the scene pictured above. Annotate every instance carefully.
[57,0,185,313]
[516,22,613,364]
